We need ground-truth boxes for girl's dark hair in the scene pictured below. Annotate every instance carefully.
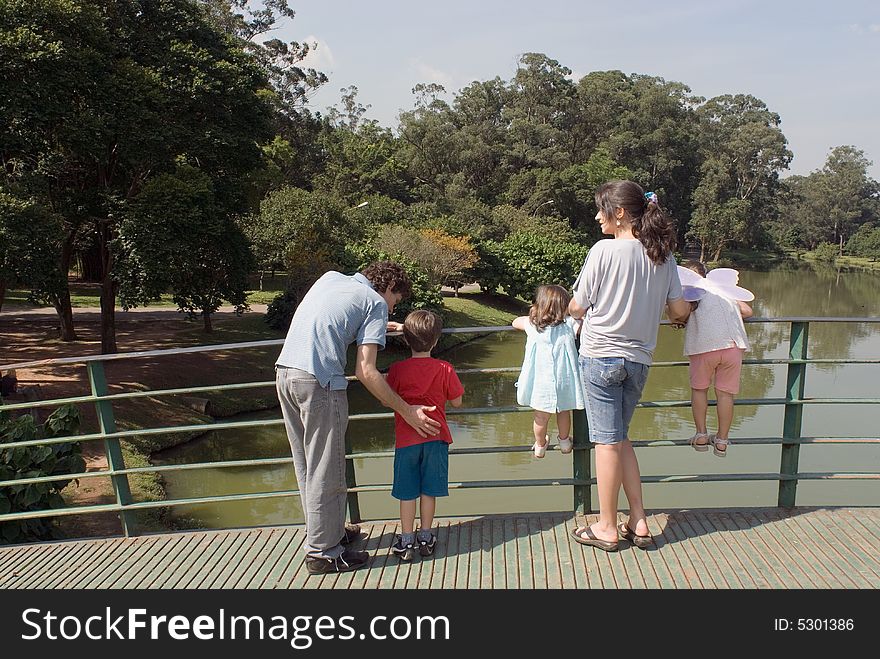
[682,259,707,277]
[594,180,677,266]
[529,285,570,332]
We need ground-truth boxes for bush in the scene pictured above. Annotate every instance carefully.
[846,224,880,259]
[0,405,85,544]
[264,290,298,332]
[809,242,839,263]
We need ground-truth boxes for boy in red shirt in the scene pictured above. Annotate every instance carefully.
[386,310,464,561]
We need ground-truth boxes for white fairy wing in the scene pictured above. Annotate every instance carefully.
[703,279,755,302]
[677,266,706,288]
[706,268,740,286]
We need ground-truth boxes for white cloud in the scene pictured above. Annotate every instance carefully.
[410,59,455,91]
[848,23,880,34]
[870,24,880,33]
[298,35,336,72]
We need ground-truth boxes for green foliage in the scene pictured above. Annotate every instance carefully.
[343,244,443,320]
[0,191,64,306]
[845,224,880,259]
[475,232,589,300]
[117,166,255,331]
[0,405,84,544]
[264,290,298,332]
[809,242,839,263]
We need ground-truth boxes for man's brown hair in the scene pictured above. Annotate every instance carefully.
[361,261,413,299]
[403,310,443,353]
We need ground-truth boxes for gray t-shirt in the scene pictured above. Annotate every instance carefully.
[275,271,388,390]
[573,238,682,365]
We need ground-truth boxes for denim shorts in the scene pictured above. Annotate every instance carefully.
[579,356,649,444]
[391,440,449,500]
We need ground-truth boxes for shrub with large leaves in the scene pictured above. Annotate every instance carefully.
[0,404,84,544]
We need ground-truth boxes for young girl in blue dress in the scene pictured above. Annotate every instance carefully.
[513,285,585,458]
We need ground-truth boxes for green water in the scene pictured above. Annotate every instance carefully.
[154,263,880,529]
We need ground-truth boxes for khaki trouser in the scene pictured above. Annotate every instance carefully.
[276,367,349,559]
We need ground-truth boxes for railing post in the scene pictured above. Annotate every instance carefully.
[87,361,137,536]
[344,431,362,523]
[573,408,592,515]
[779,321,809,508]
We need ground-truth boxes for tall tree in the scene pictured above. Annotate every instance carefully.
[1,0,275,351]
[690,94,792,260]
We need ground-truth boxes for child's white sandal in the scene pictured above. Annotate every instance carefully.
[558,436,573,454]
[533,436,549,458]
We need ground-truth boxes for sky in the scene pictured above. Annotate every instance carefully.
[272,0,880,178]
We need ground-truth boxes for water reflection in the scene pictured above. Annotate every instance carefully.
[154,264,880,529]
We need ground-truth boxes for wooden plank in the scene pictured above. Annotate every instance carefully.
[225,529,277,588]
[551,515,577,589]
[21,540,98,589]
[539,515,561,589]
[198,530,256,588]
[145,532,216,589]
[171,531,233,589]
[841,509,880,545]
[259,529,301,589]
[492,517,506,589]
[110,535,178,589]
[363,522,396,590]
[68,537,140,589]
[503,517,518,588]
[683,511,747,589]
[276,527,318,589]
[336,524,376,591]
[466,520,482,590]
[126,534,190,588]
[644,514,684,589]
[456,520,472,589]
[663,513,717,588]
[212,529,267,589]
[480,517,493,590]
[573,514,605,588]
[731,511,812,588]
[526,517,546,589]
[776,512,858,588]
[515,518,533,589]
[162,531,231,589]
[9,542,83,589]
[616,519,646,589]
[377,521,403,590]
[426,519,447,590]
[822,510,880,580]
[0,541,59,580]
[693,511,757,588]
[799,511,880,587]
[441,521,461,589]
[712,512,784,589]
[347,522,385,590]
[755,510,838,588]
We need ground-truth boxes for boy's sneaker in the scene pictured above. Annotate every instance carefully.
[418,533,436,557]
[305,549,369,575]
[391,535,416,562]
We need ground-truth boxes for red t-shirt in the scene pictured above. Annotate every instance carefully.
[386,357,464,448]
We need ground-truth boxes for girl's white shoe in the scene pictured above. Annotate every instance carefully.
[533,437,549,458]
[558,436,573,454]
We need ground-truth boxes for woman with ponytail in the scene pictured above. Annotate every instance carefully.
[568,180,692,551]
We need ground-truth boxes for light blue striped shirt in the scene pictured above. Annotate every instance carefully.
[275,271,388,389]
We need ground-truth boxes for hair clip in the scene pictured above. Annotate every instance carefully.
[645,191,658,205]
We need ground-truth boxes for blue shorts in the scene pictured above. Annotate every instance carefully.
[391,440,449,500]
[579,356,649,445]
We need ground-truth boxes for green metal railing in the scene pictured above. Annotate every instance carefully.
[1,317,879,537]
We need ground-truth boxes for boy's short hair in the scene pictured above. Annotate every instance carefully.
[682,259,707,277]
[403,310,443,353]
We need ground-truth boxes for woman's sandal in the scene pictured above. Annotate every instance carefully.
[617,522,654,549]
[710,434,729,458]
[570,525,619,552]
[689,432,710,452]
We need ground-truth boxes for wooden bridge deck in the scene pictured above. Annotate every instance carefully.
[1,507,878,589]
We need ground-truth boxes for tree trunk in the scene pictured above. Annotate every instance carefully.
[713,245,723,262]
[98,220,117,354]
[0,278,5,313]
[699,244,705,262]
[54,232,78,341]
[202,309,213,332]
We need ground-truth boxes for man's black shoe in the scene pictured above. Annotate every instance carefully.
[305,549,369,575]
[341,523,362,545]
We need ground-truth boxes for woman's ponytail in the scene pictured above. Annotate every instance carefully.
[595,180,677,266]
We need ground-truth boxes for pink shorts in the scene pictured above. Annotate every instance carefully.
[689,347,744,394]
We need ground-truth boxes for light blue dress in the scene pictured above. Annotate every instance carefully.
[516,317,586,413]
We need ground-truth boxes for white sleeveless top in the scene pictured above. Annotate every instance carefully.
[683,290,750,356]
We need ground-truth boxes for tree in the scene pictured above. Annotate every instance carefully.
[690,94,792,260]
[376,225,478,292]
[117,167,254,332]
[0,0,276,351]
[0,192,63,313]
